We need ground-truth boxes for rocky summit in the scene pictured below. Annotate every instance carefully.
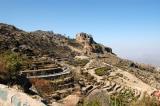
[0,23,160,106]
[76,32,112,54]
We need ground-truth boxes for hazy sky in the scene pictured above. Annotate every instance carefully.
[0,0,160,66]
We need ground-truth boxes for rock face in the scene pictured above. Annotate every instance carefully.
[76,32,113,54]
[76,32,94,44]
[0,84,46,106]
[76,33,94,54]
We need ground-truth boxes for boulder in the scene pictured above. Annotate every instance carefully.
[84,89,110,106]
[0,84,46,106]
[61,94,80,106]
[19,45,34,55]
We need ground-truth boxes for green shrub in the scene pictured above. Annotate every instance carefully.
[0,52,23,81]
[110,96,125,106]
[109,91,160,106]
[82,99,101,106]
[95,67,111,76]
[67,59,89,67]
[110,89,136,106]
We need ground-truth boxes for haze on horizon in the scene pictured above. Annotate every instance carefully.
[0,0,160,66]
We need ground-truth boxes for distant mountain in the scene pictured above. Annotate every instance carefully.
[129,54,160,67]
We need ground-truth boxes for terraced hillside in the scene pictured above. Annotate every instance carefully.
[0,23,160,106]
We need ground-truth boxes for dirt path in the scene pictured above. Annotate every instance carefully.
[85,59,157,96]
[67,45,83,53]
[112,68,156,94]
[87,68,103,82]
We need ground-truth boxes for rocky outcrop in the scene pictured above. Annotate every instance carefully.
[76,32,94,44]
[76,32,113,54]
[76,33,95,54]
[0,84,46,106]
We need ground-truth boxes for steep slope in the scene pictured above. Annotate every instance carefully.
[0,23,75,59]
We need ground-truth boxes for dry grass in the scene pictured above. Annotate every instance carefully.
[0,58,9,82]
[138,64,155,72]
[109,92,160,106]
[31,78,53,97]
[130,94,159,106]
[0,58,6,73]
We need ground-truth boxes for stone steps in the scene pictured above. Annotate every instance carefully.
[134,89,141,98]
[108,84,121,95]
[23,62,75,91]
[106,82,116,92]
[102,81,143,100]
[50,77,74,85]
[115,85,121,91]
[56,83,75,90]
[116,86,124,93]
[102,81,111,89]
